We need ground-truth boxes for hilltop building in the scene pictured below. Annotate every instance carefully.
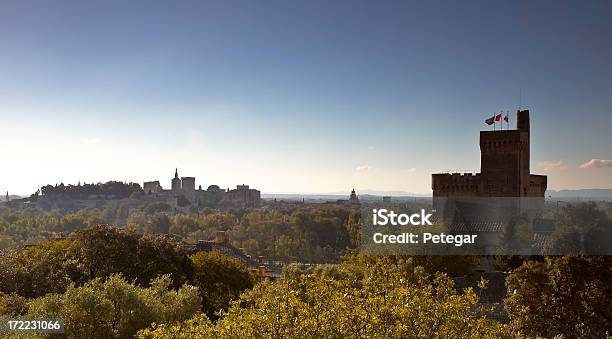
[332,189,360,207]
[143,169,261,208]
[225,185,261,207]
[143,181,162,194]
[171,169,181,194]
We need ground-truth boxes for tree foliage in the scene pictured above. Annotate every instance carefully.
[0,225,191,298]
[26,274,201,338]
[139,258,508,338]
[40,181,143,199]
[190,251,254,319]
[505,256,612,338]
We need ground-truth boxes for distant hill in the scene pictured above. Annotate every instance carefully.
[262,191,431,203]
[0,195,22,202]
[263,189,612,202]
[326,189,431,197]
[546,189,612,200]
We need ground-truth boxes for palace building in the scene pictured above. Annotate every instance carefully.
[143,169,261,208]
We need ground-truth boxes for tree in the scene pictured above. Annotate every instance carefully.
[189,251,254,319]
[0,292,28,316]
[27,274,201,338]
[0,239,83,298]
[130,190,144,199]
[546,202,612,255]
[0,225,194,298]
[505,256,612,338]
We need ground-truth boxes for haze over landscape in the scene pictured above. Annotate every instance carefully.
[1,0,611,195]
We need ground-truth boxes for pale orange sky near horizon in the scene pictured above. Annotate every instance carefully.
[1,117,610,196]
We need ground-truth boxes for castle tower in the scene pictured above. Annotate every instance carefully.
[171,168,182,194]
[479,109,533,197]
[431,109,547,219]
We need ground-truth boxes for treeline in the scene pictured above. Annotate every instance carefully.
[39,181,143,199]
[0,205,359,263]
[128,206,358,263]
[0,226,254,324]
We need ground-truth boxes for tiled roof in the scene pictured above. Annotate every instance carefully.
[450,221,505,233]
[193,241,261,268]
[532,231,552,250]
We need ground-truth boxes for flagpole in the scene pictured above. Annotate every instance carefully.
[506,110,510,130]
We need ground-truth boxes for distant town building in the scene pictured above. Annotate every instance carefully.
[334,189,361,207]
[349,188,359,203]
[171,168,182,194]
[143,169,261,208]
[181,176,196,201]
[225,185,261,208]
[143,181,162,194]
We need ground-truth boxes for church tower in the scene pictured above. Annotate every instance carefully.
[349,188,359,202]
[171,168,182,194]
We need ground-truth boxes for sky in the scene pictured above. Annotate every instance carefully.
[1,0,611,195]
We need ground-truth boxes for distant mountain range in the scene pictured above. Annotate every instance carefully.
[263,189,612,202]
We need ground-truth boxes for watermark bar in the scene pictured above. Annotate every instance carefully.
[0,318,65,333]
[361,197,612,256]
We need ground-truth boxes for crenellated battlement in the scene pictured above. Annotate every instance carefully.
[432,173,482,196]
[479,130,528,152]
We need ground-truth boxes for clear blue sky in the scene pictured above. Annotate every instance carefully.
[1,0,611,195]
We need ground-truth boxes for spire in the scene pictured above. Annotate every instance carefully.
[5,191,9,202]
[175,168,179,179]
[349,188,358,202]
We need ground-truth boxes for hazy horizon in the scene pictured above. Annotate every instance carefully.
[2,0,611,195]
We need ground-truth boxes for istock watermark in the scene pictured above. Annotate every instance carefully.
[360,198,612,256]
[372,209,433,226]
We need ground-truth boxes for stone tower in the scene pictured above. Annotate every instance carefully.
[432,110,546,198]
[479,109,532,197]
[171,168,182,194]
[181,177,196,201]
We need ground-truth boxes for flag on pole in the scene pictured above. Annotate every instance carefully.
[495,114,503,122]
[485,115,495,125]
[504,115,509,123]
